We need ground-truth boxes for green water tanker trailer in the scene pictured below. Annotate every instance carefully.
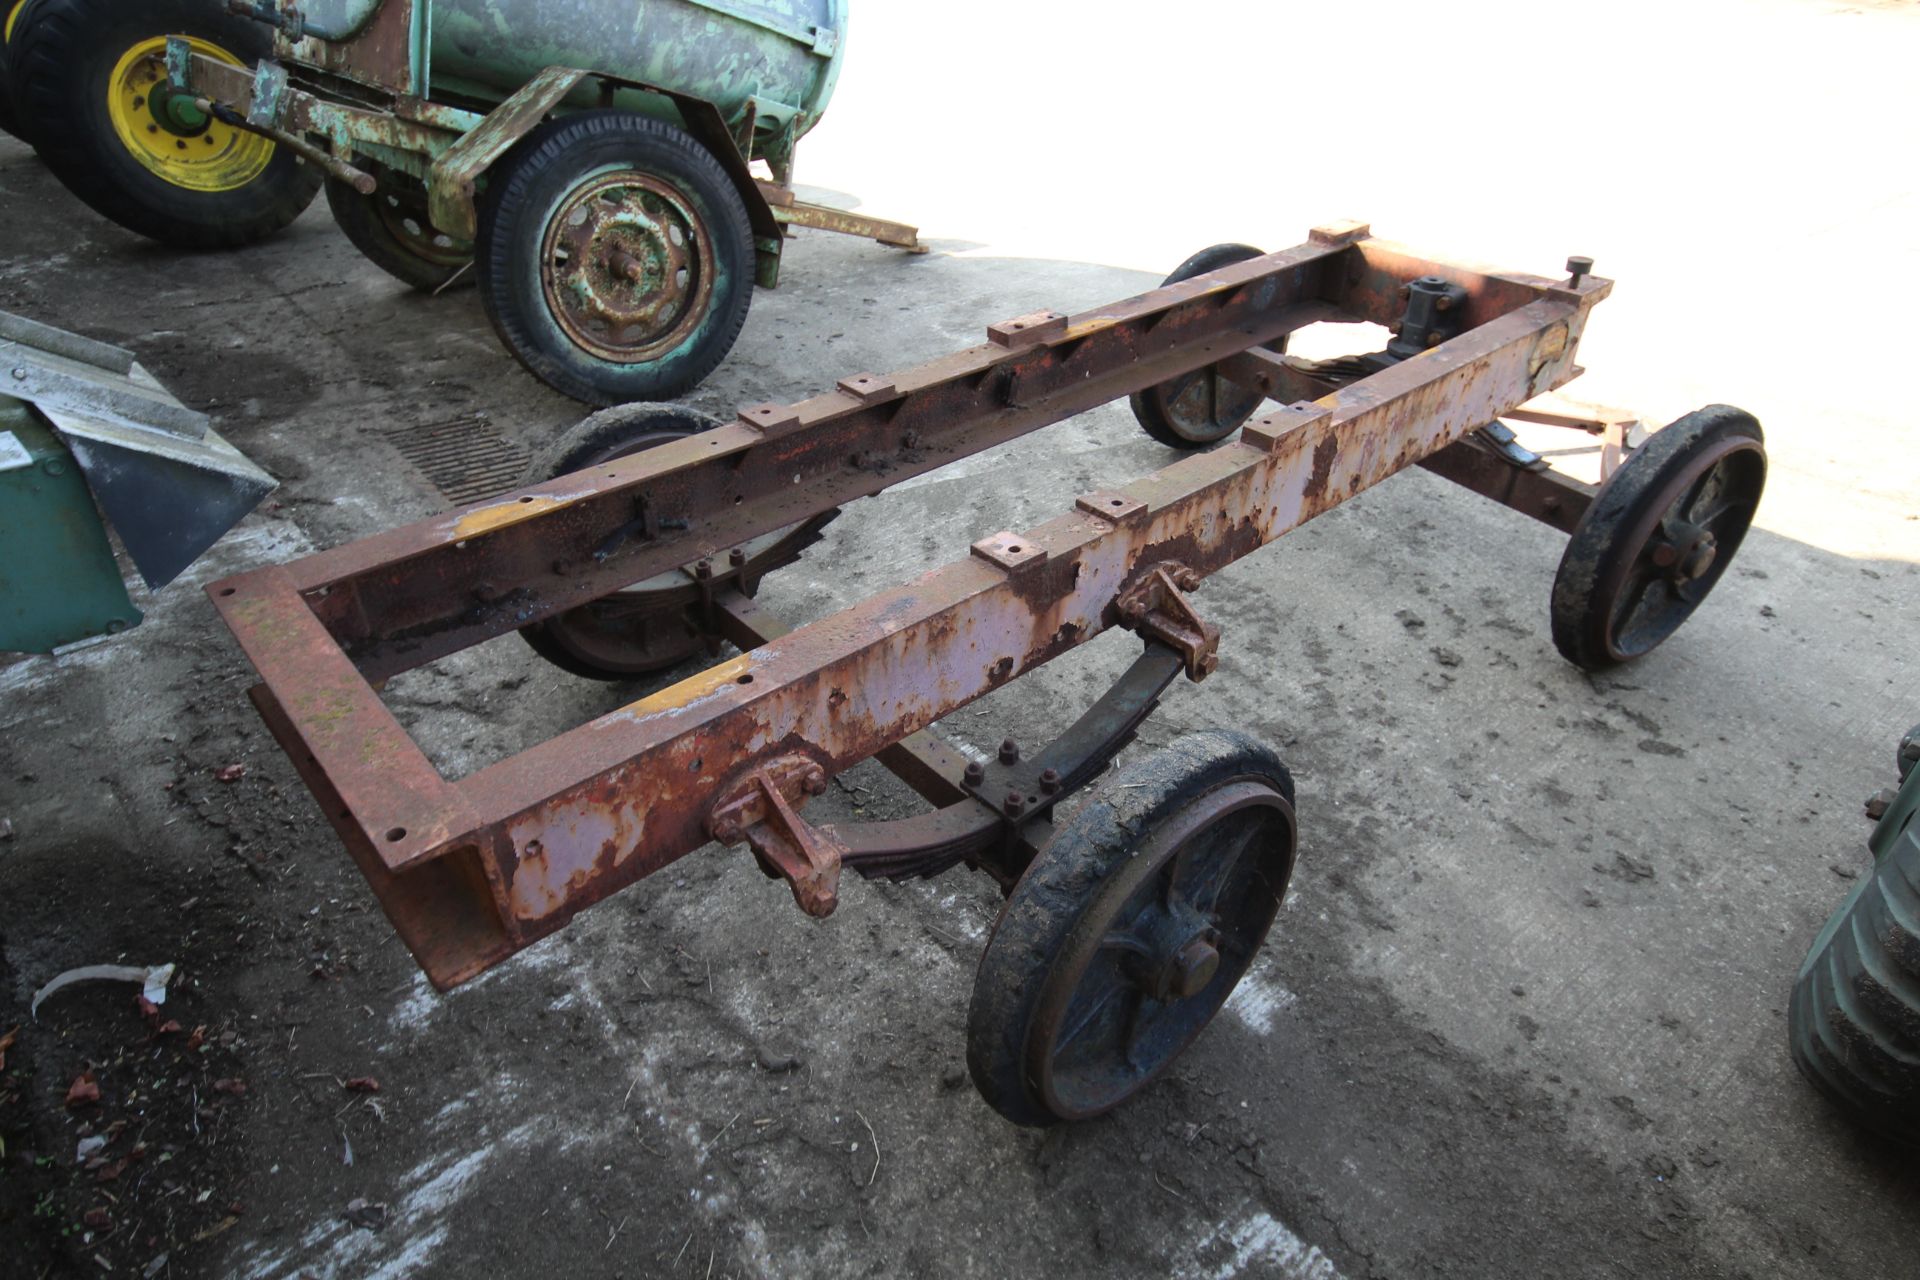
[38,0,919,404]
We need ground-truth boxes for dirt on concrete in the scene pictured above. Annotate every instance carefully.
[4,46,1920,1277]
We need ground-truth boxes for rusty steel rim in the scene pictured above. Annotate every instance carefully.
[539,171,714,364]
[1598,435,1764,662]
[1144,366,1267,444]
[1027,778,1294,1120]
[373,187,472,268]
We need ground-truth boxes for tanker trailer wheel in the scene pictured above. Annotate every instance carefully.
[1549,404,1766,672]
[326,169,474,293]
[1130,243,1275,449]
[967,729,1297,1126]
[478,110,754,406]
[1787,756,1920,1146]
[519,403,835,679]
[11,0,321,247]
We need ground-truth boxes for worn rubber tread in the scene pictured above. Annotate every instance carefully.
[1789,802,1920,1143]
[966,729,1295,1126]
[476,110,753,405]
[13,0,320,247]
[1846,909,1920,1055]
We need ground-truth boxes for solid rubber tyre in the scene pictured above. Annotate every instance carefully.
[1788,783,1920,1145]
[1129,243,1274,449]
[477,110,754,406]
[968,729,1297,1126]
[1549,404,1765,671]
[519,403,717,679]
[12,0,321,247]
[325,172,473,292]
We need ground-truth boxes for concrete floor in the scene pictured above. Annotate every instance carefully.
[2,2,1917,1277]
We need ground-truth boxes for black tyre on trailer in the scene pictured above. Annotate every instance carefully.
[325,167,475,293]
[0,0,31,140]
[11,0,321,247]
[1788,727,1920,1144]
[477,110,755,406]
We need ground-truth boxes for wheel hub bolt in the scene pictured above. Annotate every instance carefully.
[728,548,747,569]
[1038,768,1061,795]
[1168,936,1221,999]
[963,760,986,787]
[608,249,648,282]
[1003,790,1026,818]
[998,738,1020,765]
[1678,532,1717,580]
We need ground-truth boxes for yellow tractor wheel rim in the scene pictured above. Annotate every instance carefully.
[4,0,26,43]
[106,36,275,193]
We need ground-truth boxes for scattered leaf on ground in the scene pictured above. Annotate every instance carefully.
[65,1072,100,1108]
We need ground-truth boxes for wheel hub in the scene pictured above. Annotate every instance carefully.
[1162,935,1222,1000]
[542,175,712,363]
[1652,520,1718,583]
[1125,897,1224,1003]
[105,37,274,193]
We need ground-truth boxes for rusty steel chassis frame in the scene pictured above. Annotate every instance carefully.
[209,222,1616,991]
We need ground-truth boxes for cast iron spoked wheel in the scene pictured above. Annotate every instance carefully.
[1129,243,1274,449]
[11,0,321,246]
[325,171,474,293]
[478,110,754,406]
[967,730,1297,1126]
[518,403,836,680]
[1549,404,1766,672]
